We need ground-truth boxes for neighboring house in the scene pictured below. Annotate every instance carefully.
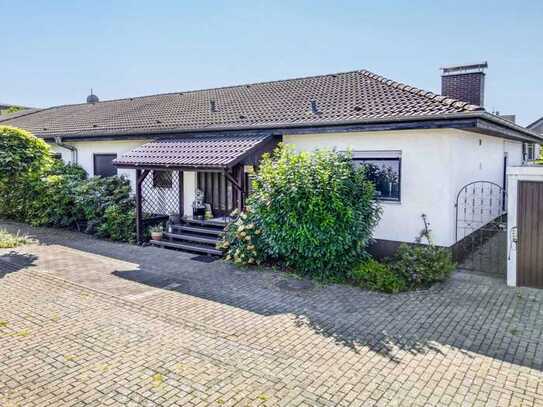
[1,65,541,256]
[527,117,543,160]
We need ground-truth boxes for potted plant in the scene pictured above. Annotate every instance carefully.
[150,225,163,241]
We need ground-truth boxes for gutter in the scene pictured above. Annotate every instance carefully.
[53,136,78,164]
[37,112,543,144]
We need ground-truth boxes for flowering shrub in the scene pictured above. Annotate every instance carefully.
[217,209,267,266]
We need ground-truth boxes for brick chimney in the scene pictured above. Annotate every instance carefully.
[440,62,488,107]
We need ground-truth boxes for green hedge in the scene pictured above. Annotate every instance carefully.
[0,126,136,243]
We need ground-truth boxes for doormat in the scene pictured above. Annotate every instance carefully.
[191,255,219,263]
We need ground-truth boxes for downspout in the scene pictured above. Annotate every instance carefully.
[53,136,78,164]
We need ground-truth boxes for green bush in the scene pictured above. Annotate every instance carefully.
[97,203,136,243]
[26,173,84,227]
[74,176,134,233]
[390,244,455,288]
[0,126,53,220]
[0,126,136,243]
[350,259,407,293]
[220,144,381,280]
[0,126,52,183]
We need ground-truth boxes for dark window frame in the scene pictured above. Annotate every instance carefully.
[93,153,118,177]
[353,157,402,202]
[152,170,173,189]
[51,153,62,161]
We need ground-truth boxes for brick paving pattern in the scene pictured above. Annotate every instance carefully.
[0,221,542,406]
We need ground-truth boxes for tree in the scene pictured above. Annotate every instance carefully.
[1,106,23,115]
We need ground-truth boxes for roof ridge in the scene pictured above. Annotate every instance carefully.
[358,69,484,112]
[29,69,365,110]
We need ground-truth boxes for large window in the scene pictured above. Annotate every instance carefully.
[93,154,118,177]
[353,157,401,202]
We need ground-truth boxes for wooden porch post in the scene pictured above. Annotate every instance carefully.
[178,170,184,217]
[237,165,245,211]
[135,169,150,245]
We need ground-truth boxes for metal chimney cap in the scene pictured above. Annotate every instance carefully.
[440,62,488,76]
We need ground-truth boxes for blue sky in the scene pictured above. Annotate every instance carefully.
[1,0,541,125]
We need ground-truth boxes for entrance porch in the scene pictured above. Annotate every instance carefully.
[113,134,279,252]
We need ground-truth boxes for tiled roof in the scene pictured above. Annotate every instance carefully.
[0,70,484,139]
[113,134,272,169]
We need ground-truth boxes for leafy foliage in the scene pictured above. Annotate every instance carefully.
[74,176,134,233]
[0,126,51,183]
[0,106,23,115]
[220,144,381,280]
[97,204,136,243]
[26,172,85,227]
[390,244,455,288]
[0,126,136,243]
[350,258,406,293]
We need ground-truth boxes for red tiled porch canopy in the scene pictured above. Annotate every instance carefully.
[113,134,274,170]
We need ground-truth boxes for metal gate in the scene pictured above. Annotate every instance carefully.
[454,181,508,275]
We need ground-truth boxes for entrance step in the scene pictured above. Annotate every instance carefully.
[171,224,223,236]
[163,232,218,245]
[150,239,223,256]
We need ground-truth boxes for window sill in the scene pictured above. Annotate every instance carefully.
[377,199,402,205]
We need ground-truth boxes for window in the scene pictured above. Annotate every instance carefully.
[51,153,62,161]
[353,157,401,201]
[524,143,535,161]
[152,170,173,188]
[93,154,117,177]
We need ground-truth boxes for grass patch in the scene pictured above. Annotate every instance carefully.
[0,229,31,248]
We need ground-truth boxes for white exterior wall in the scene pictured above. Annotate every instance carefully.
[447,132,523,244]
[284,129,455,246]
[284,129,523,247]
[506,166,543,287]
[49,131,524,245]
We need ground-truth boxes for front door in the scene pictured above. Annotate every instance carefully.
[517,181,543,288]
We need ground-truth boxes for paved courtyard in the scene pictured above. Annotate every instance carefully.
[0,221,542,406]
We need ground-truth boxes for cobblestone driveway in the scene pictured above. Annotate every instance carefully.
[0,221,542,406]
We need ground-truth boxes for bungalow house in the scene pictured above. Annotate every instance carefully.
[1,64,541,258]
